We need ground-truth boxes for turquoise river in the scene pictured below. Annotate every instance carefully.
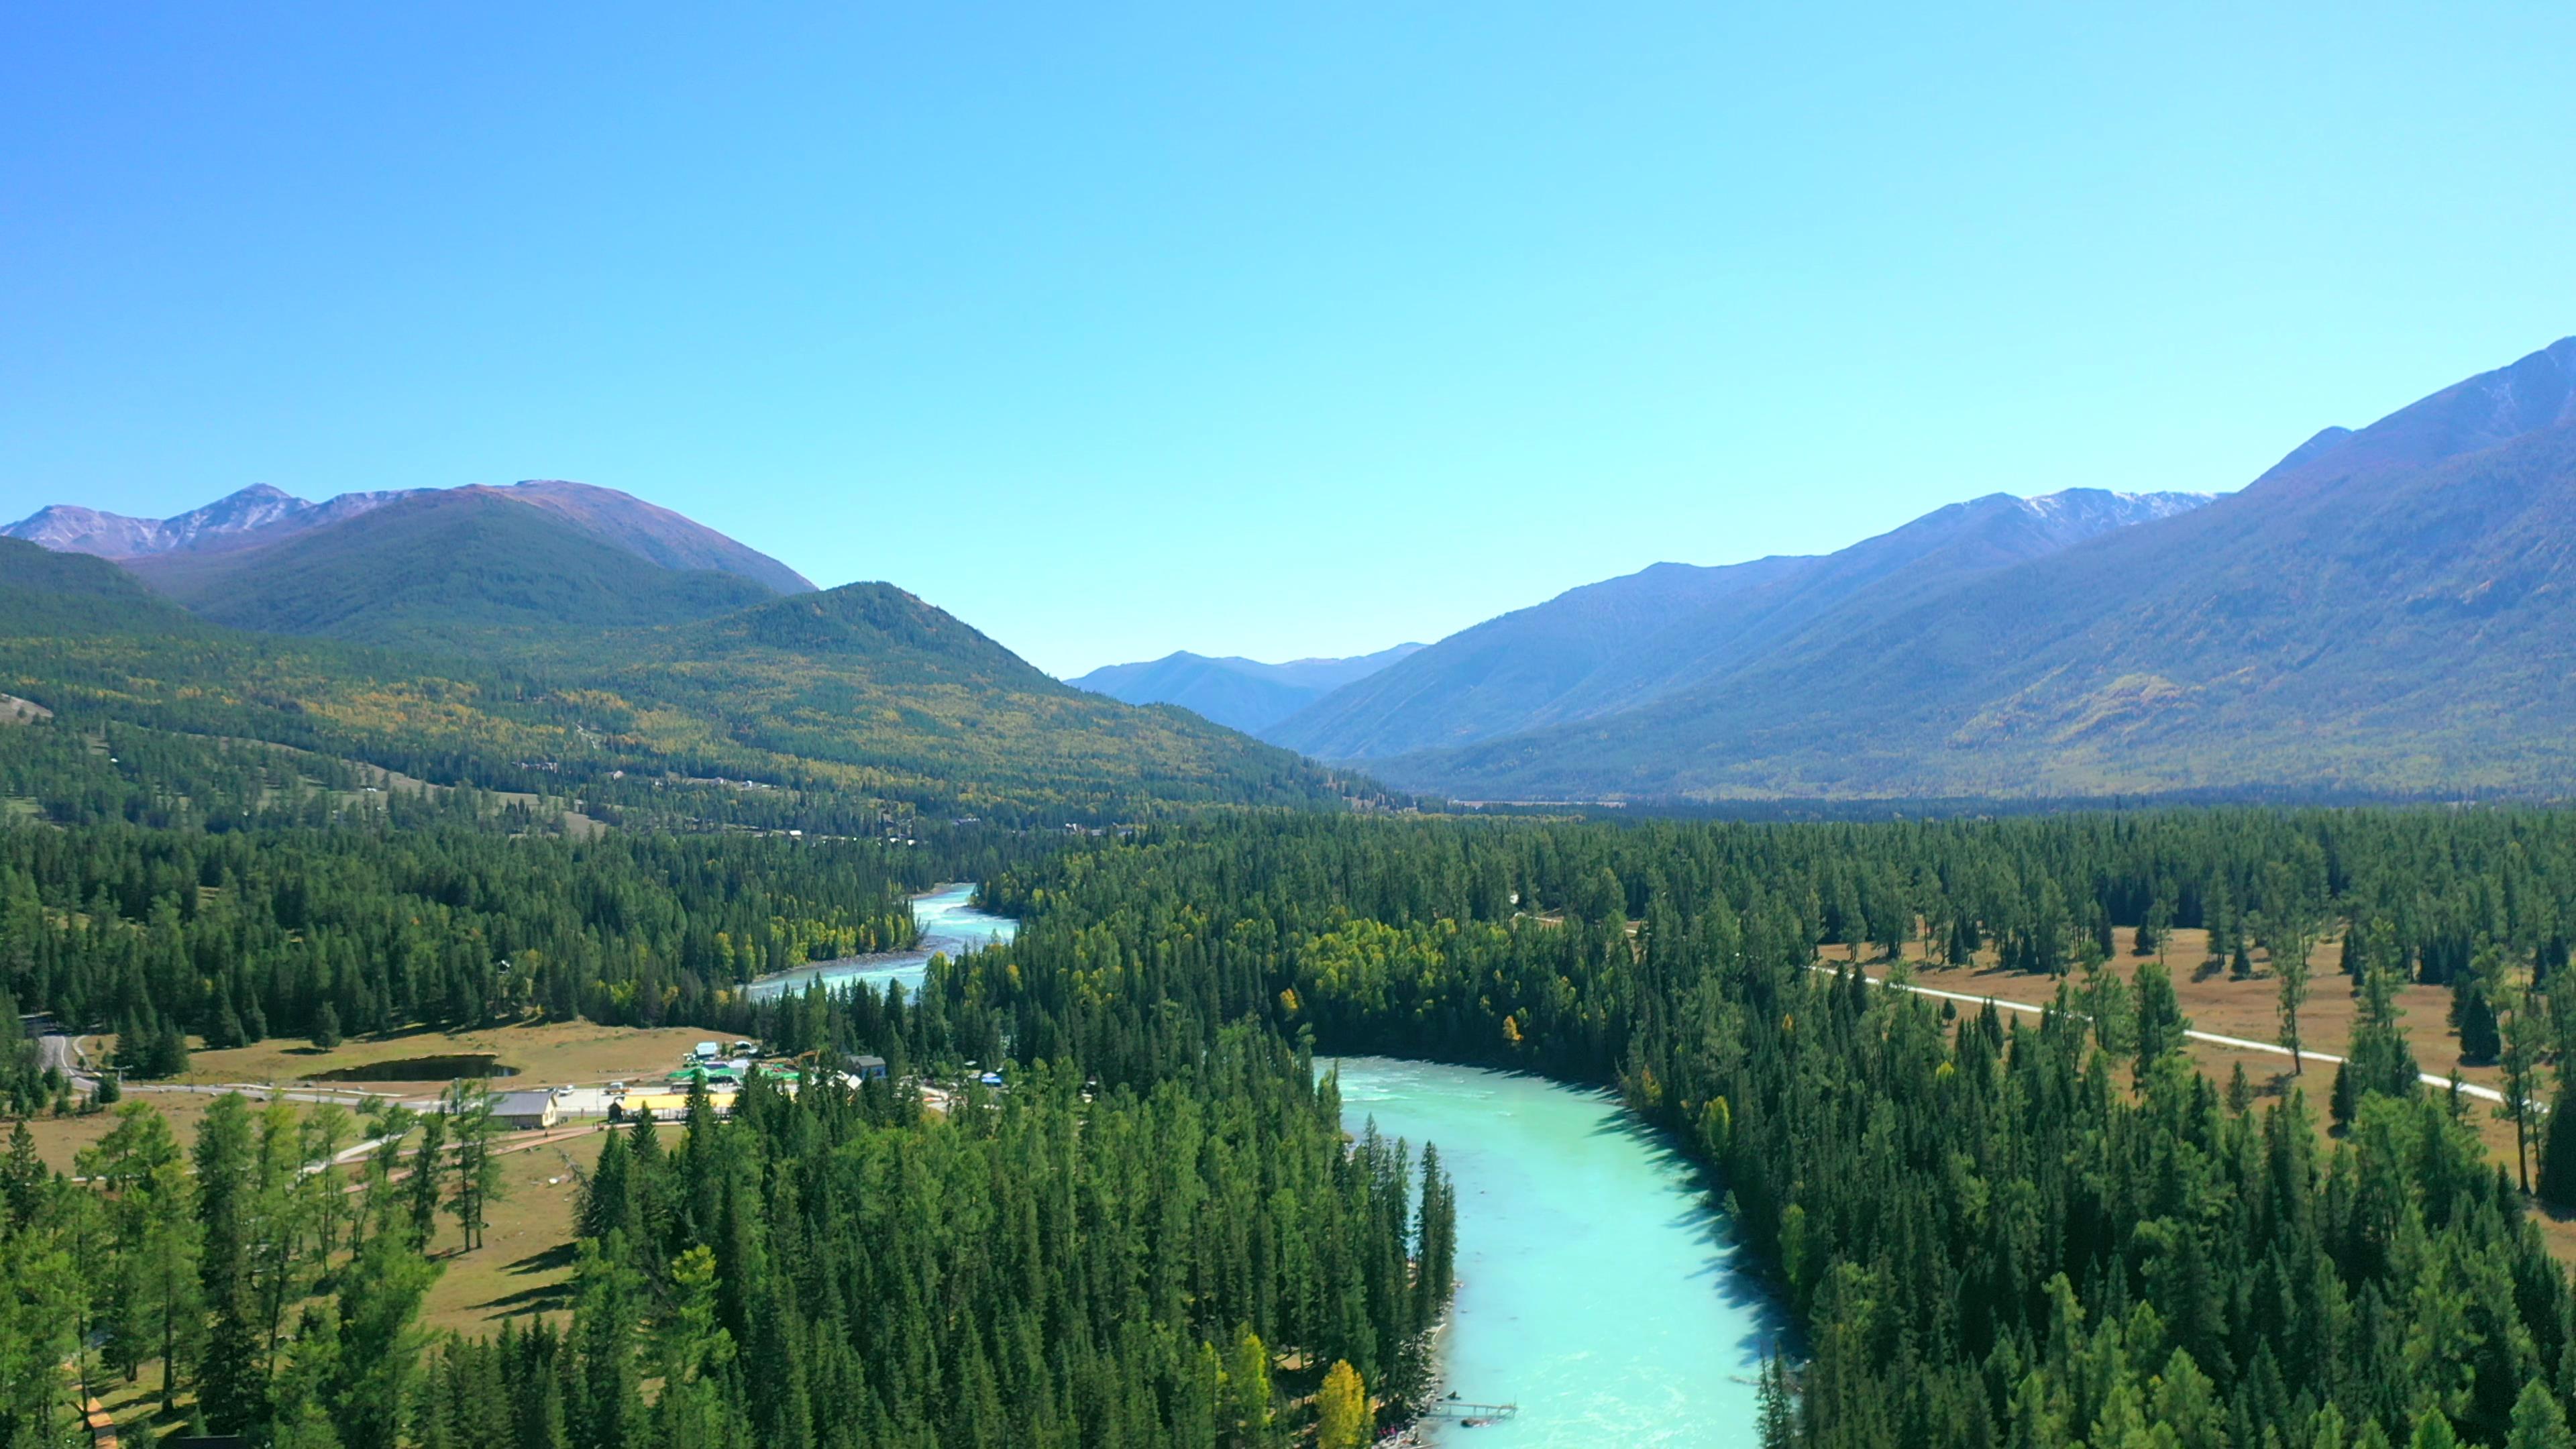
[1330,1057,1779,1446]
[742,883,1017,1000]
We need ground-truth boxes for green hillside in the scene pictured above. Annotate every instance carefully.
[127,488,778,651]
[0,536,1361,825]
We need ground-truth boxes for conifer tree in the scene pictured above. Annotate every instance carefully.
[2508,1380,2575,1449]
[407,1110,449,1249]
[193,1092,266,1431]
[2538,1072,2576,1212]
[443,1080,506,1252]
[1757,1352,1799,1448]
[2278,929,2312,1073]
[331,1225,439,1449]
[2133,961,2186,1070]
[0,1121,42,1229]
[78,1104,201,1415]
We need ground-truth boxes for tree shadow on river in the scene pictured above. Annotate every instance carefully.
[1582,1103,1802,1366]
[1332,1055,1804,1368]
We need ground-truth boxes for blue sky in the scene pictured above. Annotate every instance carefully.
[5,4,2571,676]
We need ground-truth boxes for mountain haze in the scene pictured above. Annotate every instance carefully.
[1070,644,1422,733]
[3,479,815,594]
[1270,488,2210,761]
[123,489,781,652]
[3,484,423,559]
[0,533,1349,824]
[0,470,1354,822]
[1369,336,2576,800]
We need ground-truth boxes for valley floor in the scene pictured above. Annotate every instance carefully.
[1819,924,2576,1260]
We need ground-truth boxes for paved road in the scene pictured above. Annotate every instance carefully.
[28,1016,91,1086]
[1823,964,2514,1107]
[120,1081,409,1106]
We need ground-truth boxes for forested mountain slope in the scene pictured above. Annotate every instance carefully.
[123,490,780,651]
[1269,488,2207,761]
[1071,643,1421,733]
[1369,336,2576,800]
[580,583,1356,812]
[0,536,1355,824]
[478,479,816,593]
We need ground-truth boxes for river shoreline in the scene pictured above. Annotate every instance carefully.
[742,881,1016,1000]
[1330,1057,1781,1446]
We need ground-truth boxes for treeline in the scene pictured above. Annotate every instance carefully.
[547,1031,1451,1448]
[0,707,1059,842]
[28,800,2576,1444]
[1,1028,1456,1449]
[0,1085,502,1449]
[0,826,935,1058]
[931,809,2576,1446]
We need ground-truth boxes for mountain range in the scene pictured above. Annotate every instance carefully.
[7,334,2573,811]
[0,480,1348,824]
[1069,644,1423,733]
[1274,335,2576,801]
[4,479,816,595]
[1266,488,2214,763]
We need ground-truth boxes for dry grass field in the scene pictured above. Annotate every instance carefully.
[1821,924,2499,1087]
[417,1122,616,1334]
[18,1090,319,1175]
[56,1113,618,1445]
[30,1017,702,1348]
[1819,923,2576,1258]
[173,1018,722,1095]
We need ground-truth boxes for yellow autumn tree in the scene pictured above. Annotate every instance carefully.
[1316,1360,1372,1449]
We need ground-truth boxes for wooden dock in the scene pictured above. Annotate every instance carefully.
[1418,1399,1519,1424]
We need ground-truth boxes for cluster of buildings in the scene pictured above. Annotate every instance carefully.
[480,1041,894,1130]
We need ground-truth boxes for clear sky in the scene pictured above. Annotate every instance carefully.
[5,5,2571,676]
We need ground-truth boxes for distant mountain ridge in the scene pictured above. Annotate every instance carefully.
[0,530,1354,825]
[5,483,420,559]
[3,479,815,595]
[124,488,782,653]
[1070,643,1423,733]
[1354,335,2576,801]
[1267,488,2212,761]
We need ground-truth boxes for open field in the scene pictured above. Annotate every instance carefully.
[41,1103,614,1329]
[417,1122,614,1334]
[35,1019,733,1341]
[17,1091,325,1175]
[62,1115,617,1445]
[1821,924,2501,1089]
[1822,924,2576,1256]
[175,1018,726,1095]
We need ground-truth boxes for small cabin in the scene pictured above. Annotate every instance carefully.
[491,1089,560,1131]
